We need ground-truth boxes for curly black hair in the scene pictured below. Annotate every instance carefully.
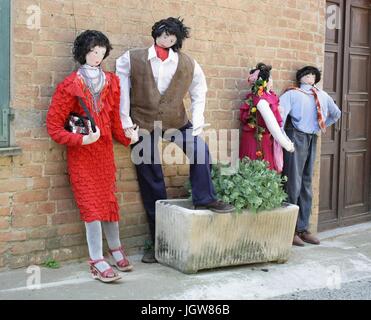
[73,30,113,65]
[250,62,272,82]
[151,17,190,52]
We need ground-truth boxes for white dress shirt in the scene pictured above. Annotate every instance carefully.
[116,45,208,133]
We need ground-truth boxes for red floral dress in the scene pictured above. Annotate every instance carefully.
[46,72,130,222]
[239,90,282,171]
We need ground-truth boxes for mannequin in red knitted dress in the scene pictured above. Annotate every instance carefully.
[47,30,138,283]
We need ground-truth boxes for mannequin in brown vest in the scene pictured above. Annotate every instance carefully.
[116,17,234,263]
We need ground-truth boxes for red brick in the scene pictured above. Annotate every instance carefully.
[27,226,58,239]
[13,190,48,204]
[0,231,27,242]
[11,240,45,255]
[163,166,177,177]
[0,166,12,179]
[60,234,85,247]
[13,165,43,178]
[52,212,80,225]
[37,202,56,215]
[32,177,51,189]
[0,157,12,166]
[57,223,84,236]
[46,149,65,162]
[123,214,139,226]
[51,176,70,188]
[49,187,73,200]
[7,254,29,269]
[0,217,10,230]
[0,207,10,217]
[56,199,76,212]
[177,165,190,176]
[0,179,28,193]
[17,138,50,152]
[12,215,47,228]
[33,44,53,56]
[123,203,145,215]
[44,162,67,175]
[123,192,139,203]
[117,180,140,192]
[12,204,37,217]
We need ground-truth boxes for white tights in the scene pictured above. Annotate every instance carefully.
[85,221,124,272]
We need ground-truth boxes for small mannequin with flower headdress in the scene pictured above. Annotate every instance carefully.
[239,63,295,172]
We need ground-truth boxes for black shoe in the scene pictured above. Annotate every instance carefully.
[195,200,235,213]
[141,248,157,263]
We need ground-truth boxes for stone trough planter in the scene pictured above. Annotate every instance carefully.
[155,199,299,274]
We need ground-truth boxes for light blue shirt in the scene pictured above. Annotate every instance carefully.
[280,84,342,134]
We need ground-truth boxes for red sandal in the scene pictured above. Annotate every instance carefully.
[108,246,133,272]
[88,259,121,283]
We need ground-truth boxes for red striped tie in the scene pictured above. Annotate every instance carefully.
[310,88,326,133]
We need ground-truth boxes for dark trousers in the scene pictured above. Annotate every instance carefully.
[131,122,217,242]
[283,126,318,232]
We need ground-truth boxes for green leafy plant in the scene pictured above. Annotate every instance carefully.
[43,257,60,269]
[211,158,288,213]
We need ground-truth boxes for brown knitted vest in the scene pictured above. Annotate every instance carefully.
[129,48,195,131]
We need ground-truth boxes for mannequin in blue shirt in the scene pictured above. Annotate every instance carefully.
[280,66,341,247]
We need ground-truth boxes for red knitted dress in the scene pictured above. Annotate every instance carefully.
[239,90,282,171]
[46,72,130,222]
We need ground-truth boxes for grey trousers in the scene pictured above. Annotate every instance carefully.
[283,126,318,232]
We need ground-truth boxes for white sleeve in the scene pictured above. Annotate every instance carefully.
[189,60,207,130]
[257,100,294,152]
[116,50,134,129]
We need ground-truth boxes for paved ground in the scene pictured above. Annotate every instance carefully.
[1,222,371,300]
[274,277,371,300]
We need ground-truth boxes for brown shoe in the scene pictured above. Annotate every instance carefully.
[298,231,320,245]
[293,233,305,246]
[195,200,235,213]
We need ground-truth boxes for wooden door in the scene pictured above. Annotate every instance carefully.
[319,0,371,230]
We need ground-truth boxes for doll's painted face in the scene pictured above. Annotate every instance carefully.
[85,46,107,67]
[300,73,316,86]
[156,32,177,49]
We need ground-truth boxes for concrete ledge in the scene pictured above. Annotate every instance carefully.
[155,199,299,274]
[0,147,22,157]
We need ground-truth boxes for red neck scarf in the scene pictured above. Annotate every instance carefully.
[155,45,169,61]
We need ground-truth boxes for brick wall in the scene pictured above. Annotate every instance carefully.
[0,0,326,269]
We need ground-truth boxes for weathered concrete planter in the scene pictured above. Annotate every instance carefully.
[155,199,299,274]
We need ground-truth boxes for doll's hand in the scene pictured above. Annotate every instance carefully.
[124,125,139,144]
[286,141,295,153]
[82,125,100,145]
[124,126,136,138]
[129,124,139,145]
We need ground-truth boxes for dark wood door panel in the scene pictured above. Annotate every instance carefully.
[343,150,367,211]
[350,5,370,48]
[348,54,369,94]
[319,154,337,220]
[345,100,368,141]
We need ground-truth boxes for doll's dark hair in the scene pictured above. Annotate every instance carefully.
[250,62,272,81]
[73,30,113,65]
[151,17,190,52]
[296,66,321,85]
